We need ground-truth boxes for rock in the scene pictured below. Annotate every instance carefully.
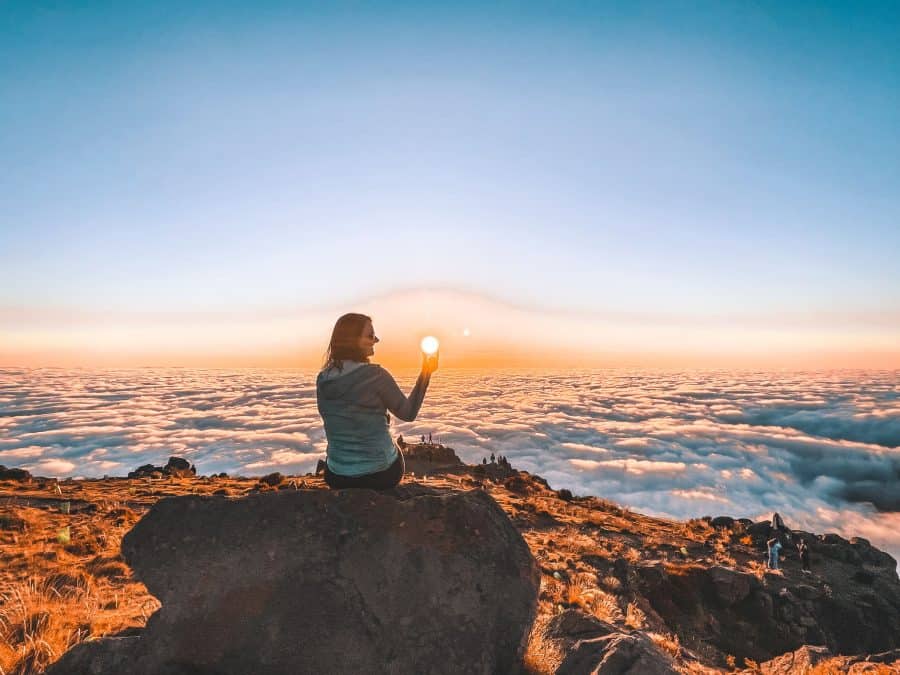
[821,533,849,546]
[258,472,284,487]
[51,488,539,675]
[47,635,142,675]
[402,443,465,468]
[128,457,196,479]
[164,456,196,477]
[759,645,832,674]
[850,538,898,568]
[557,488,574,501]
[710,516,735,529]
[505,474,539,495]
[0,465,32,481]
[748,520,772,539]
[707,566,753,606]
[556,631,677,675]
[128,464,156,479]
[795,585,819,601]
[545,609,617,652]
[866,648,900,664]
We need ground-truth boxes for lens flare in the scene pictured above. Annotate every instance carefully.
[420,336,439,355]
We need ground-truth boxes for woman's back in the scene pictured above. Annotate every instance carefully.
[317,361,429,477]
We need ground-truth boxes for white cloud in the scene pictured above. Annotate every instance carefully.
[1,367,898,564]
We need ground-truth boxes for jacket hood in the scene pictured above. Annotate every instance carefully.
[317,361,371,397]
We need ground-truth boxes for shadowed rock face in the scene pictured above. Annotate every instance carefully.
[48,487,539,675]
[556,632,676,675]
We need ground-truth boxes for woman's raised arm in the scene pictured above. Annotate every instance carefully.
[375,362,433,422]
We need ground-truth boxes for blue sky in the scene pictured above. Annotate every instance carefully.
[1,1,898,364]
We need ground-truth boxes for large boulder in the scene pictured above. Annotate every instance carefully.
[48,486,539,675]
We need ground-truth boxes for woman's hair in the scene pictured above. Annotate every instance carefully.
[322,313,372,372]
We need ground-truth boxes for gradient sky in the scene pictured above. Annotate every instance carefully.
[1,1,898,367]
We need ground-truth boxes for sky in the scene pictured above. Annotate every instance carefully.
[1,1,898,368]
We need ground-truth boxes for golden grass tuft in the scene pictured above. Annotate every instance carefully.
[625,601,647,629]
[89,559,131,581]
[41,570,94,598]
[522,607,564,675]
[647,631,681,658]
[600,575,622,592]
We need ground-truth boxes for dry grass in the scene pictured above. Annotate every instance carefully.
[810,663,899,675]
[0,468,880,674]
[600,575,622,592]
[624,547,642,563]
[747,560,768,580]
[522,608,564,675]
[808,664,846,675]
[625,601,647,629]
[0,578,81,674]
[0,501,161,674]
[648,631,681,658]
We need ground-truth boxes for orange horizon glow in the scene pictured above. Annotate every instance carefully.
[1,289,899,371]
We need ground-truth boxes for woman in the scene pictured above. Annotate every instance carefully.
[316,313,438,490]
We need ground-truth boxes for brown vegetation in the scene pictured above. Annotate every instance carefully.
[1,469,898,674]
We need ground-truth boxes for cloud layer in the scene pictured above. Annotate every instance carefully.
[1,367,898,562]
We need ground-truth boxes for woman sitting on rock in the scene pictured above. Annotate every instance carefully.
[316,312,438,490]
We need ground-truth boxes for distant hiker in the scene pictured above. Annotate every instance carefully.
[767,537,783,570]
[490,452,495,463]
[316,313,439,490]
[421,434,426,443]
[797,539,811,572]
[483,457,487,465]
[428,433,432,444]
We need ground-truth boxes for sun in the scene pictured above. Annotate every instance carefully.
[420,336,440,355]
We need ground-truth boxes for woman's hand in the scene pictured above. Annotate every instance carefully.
[421,351,439,376]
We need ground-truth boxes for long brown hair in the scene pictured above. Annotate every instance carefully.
[322,313,372,372]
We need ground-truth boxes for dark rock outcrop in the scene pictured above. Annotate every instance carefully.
[545,608,617,654]
[633,549,900,665]
[753,644,900,673]
[257,472,284,487]
[128,456,196,479]
[49,487,539,675]
[709,516,735,529]
[758,644,831,674]
[556,631,676,675]
[0,465,32,481]
[402,442,464,468]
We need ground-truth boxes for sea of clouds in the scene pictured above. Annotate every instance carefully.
[1,367,898,563]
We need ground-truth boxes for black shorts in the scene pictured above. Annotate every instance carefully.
[324,452,404,490]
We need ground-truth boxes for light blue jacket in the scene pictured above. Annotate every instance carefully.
[316,361,430,477]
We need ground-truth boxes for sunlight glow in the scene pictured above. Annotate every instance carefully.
[420,336,440,355]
